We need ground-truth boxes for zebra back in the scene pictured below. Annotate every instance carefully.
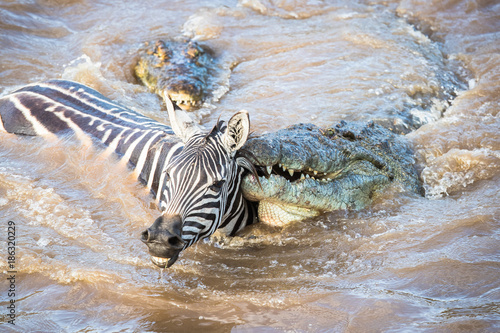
[0,79,182,197]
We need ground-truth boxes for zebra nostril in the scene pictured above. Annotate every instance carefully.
[167,235,185,249]
[141,229,151,243]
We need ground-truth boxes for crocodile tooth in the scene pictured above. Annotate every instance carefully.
[313,170,318,176]
[282,165,287,172]
[279,163,282,169]
[288,169,294,177]
[266,166,272,175]
[306,174,310,179]
[300,174,305,180]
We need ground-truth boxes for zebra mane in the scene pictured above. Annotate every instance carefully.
[204,119,226,141]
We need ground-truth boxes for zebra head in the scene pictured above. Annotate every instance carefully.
[141,97,254,268]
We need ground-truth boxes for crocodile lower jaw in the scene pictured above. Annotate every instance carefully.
[257,201,321,226]
[241,172,337,224]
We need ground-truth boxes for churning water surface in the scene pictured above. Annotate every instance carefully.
[0,0,499,332]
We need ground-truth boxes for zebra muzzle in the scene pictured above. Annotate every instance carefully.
[141,214,185,268]
[151,254,180,268]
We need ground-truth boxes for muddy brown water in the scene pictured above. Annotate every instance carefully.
[0,0,499,332]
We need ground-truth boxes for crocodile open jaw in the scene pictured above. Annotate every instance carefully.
[241,122,422,225]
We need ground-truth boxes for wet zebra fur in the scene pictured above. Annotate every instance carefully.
[0,79,183,197]
[0,79,257,267]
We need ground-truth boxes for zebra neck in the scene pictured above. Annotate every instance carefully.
[137,140,183,201]
[219,168,258,236]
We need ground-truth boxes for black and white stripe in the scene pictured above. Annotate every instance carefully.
[159,130,253,247]
[0,79,182,197]
[0,79,257,254]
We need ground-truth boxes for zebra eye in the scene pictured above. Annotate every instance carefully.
[209,179,225,191]
[164,171,171,182]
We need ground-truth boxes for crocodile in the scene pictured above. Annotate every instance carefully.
[241,121,422,225]
[135,39,215,109]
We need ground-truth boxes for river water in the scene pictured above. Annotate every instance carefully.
[0,0,499,332]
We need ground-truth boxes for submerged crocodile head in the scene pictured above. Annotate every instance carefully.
[241,121,422,225]
[135,39,214,109]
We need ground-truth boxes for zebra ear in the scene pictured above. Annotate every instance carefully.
[164,92,202,142]
[222,110,250,153]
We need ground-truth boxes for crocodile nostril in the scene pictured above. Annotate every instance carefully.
[141,229,151,243]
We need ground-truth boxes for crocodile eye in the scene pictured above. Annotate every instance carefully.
[154,41,172,60]
[209,179,225,192]
[187,47,197,57]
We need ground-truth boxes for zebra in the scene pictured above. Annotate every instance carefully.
[0,79,258,268]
